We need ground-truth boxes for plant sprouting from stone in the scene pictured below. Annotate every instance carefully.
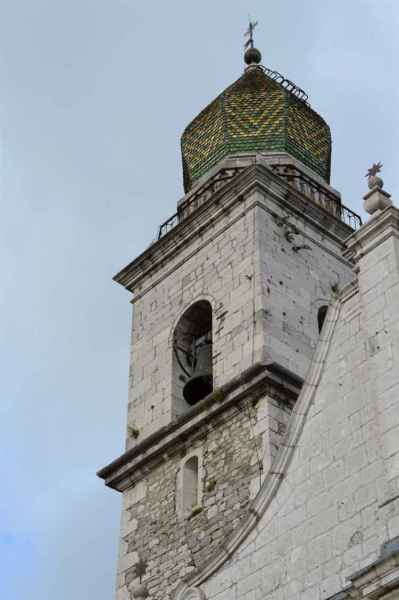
[330,281,339,294]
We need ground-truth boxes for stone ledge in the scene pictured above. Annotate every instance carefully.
[344,206,399,264]
[113,162,354,295]
[325,537,399,599]
[97,362,302,491]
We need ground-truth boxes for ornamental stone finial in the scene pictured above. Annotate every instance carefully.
[366,161,384,190]
[363,161,392,217]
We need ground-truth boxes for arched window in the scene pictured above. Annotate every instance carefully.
[182,456,199,515]
[318,305,328,334]
[172,300,213,416]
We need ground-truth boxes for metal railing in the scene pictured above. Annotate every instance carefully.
[263,66,309,104]
[157,162,362,240]
[269,163,362,230]
[158,166,246,239]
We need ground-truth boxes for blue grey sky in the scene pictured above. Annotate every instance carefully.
[1,1,398,598]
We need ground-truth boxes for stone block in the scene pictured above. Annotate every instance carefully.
[116,587,130,600]
[118,551,139,573]
[123,482,147,509]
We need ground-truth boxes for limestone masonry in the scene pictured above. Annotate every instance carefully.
[98,42,399,600]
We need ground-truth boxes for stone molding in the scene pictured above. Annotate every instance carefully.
[326,538,399,599]
[114,163,353,296]
[174,586,206,600]
[173,297,342,596]
[179,153,341,202]
[344,206,399,264]
[175,448,204,519]
[128,188,352,305]
[167,293,219,347]
[97,362,302,491]
[350,561,399,599]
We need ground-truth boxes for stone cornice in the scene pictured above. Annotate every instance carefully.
[113,166,260,291]
[326,537,399,599]
[349,554,399,599]
[96,362,302,491]
[344,206,399,263]
[114,163,354,296]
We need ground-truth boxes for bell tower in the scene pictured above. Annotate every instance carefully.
[98,35,362,600]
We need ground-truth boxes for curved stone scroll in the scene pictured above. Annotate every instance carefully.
[175,586,206,600]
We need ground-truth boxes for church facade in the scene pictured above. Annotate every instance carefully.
[98,40,399,600]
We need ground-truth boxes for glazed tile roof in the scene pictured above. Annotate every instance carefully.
[181,66,331,192]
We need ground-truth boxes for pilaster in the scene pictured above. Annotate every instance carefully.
[344,206,399,529]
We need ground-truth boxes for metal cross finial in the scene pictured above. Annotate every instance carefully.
[244,17,258,49]
[366,161,383,179]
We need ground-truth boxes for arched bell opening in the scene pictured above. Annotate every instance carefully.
[172,300,213,415]
[318,305,328,334]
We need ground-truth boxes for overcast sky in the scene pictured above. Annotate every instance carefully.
[1,1,398,599]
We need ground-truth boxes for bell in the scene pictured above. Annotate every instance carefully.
[183,334,213,405]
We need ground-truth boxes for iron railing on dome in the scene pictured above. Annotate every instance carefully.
[263,67,309,104]
[269,163,362,230]
[157,163,362,240]
[157,166,246,239]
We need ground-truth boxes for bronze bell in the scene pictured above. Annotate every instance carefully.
[183,333,213,405]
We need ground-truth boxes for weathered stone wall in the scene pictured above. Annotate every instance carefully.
[200,290,383,600]
[116,394,274,600]
[125,181,353,449]
[109,167,376,600]
[255,197,354,380]
[187,208,399,600]
[127,195,257,446]
[352,219,399,502]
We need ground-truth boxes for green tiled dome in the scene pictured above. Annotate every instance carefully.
[181,66,331,192]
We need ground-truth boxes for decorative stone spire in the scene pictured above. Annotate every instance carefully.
[363,162,392,216]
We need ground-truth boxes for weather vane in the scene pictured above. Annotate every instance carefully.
[244,17,258,50]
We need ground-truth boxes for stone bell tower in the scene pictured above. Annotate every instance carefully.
[98,35,362,600]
